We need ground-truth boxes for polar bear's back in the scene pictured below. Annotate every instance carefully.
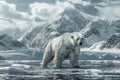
[48,33,71,53]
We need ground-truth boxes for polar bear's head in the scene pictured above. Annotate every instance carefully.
[70,34,84,47]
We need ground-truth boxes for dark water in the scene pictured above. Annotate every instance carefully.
[0,60,120,80]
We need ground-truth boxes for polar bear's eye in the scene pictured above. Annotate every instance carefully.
[80,38,84,41]
[76,38,80,41]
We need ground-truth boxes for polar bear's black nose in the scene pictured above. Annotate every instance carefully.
[79,42,82,46]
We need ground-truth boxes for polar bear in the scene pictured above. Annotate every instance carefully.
[41,32,84,69]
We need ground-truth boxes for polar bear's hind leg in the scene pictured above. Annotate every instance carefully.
[41,50,53,68]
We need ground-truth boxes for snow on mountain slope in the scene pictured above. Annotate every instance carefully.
[99,20,120,49]
[80,18,120,49]
[0,34,26,50]
[0,19,21,39]
[0,0,120,50]
[20,0,120,49]
[0,19,33,40]
[100,33,120,49]
[22,8,88,48]
[21,24,45,46]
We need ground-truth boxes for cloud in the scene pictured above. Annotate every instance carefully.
[5,0,57,12]
[0,1,34,39]
[0,18,34,39]
[0,1,30,21]
[68,0,91,6]
[30,2,57,20]
[0,19,20,39]
[98,5,120,18]
[29,1,75,21]
[0,19,16,30]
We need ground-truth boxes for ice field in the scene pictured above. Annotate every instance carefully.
[0,60,120,80]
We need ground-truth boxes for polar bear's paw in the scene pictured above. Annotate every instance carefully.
[53,66,62,69]
[73,65,80,68]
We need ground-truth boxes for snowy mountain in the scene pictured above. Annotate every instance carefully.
[80,18,118,46]
[100,33,120,49]
[79,18,120,49]
[0,34,26,50]
[20,0,120,50]
[0,25,22,40]
[23,17,120,49]
[21,25,44,46]
[22,8,88,48]
[1,0,120,50]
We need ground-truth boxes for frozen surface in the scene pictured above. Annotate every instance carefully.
[0,60,120,80]
[0,48,120,60]
[0,49,120,80]
[0,48,43,60]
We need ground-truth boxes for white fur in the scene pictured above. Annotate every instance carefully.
[41,32,83,68]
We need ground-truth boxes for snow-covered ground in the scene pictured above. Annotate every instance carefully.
[0,48,43,60]
[0,48,120,80]
[0,60,120,80]
[0,48,120,60]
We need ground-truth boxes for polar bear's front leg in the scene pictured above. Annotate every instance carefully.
[69,52,78,67]
[69,48,80,68]
[53,53,62,69]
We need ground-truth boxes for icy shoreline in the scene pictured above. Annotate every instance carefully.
[0,60,120,80]
[0,48,120,60]
[0,48,120,80]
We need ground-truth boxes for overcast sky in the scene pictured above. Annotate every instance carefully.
[0,0,75,39]
[0,0,76,32]
[0,0,120,39]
